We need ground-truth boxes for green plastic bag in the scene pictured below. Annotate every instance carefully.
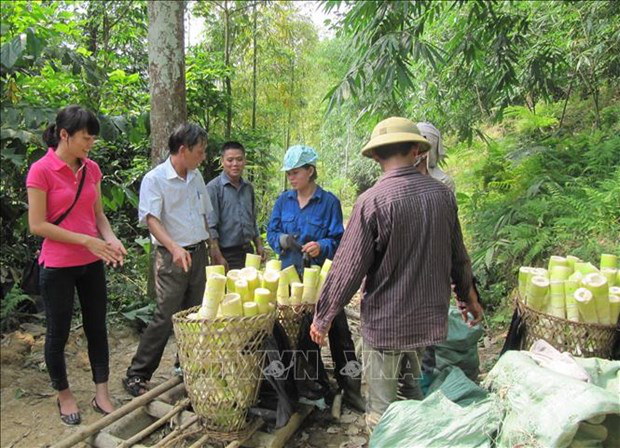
[370,391,502,448]
[427,366,489,407]
[434,307,484,380]
[484,351,620,448]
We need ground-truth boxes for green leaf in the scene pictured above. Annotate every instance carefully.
[0,34,26,69]
[25,27,43,60]
[108,69,127,82]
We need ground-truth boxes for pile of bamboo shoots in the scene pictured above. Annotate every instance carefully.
[518,253,620,325]
[189,255,334,320]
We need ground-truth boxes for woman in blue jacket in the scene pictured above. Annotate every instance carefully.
[267,145,364,411]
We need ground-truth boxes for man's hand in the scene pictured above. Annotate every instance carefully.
[302,241,321,259]
[310,322,330,346]
[457,285,484,327]
[210,249,229,272]
[171,244,192,273]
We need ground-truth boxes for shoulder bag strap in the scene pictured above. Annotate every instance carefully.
[52,164,88,226]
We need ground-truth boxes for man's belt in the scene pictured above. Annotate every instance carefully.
[183,241,204,253]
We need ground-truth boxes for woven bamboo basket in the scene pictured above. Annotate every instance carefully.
[276,304,315,350]
[172,306,276,433]
[515,295,617,359]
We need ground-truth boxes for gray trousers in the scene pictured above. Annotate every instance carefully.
[362,340,424,431]
[127,243,207,380]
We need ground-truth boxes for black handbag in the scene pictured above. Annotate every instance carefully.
[20,164,88,295]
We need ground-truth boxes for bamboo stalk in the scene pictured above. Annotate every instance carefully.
[331,391,343,420]
[152,415,200,448]
[117,398,191,448]
[51,376,182,448]
[188,433,210,448]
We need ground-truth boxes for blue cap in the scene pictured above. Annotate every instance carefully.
[281,145,318,171]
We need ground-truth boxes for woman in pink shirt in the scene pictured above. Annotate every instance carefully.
[27,105,127,425]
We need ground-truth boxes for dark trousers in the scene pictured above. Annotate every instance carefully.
[220,243,254,270]
[299,309,359,390]
[39,260,109,391]
[127,243,207,380]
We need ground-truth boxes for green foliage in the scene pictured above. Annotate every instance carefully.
[0,286,33,331]
[503,106,558,134]
[325,0,620,139]
[2,0,619,332]
[450,100,620,309]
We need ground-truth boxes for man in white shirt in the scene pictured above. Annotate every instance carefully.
[124,123,212,396]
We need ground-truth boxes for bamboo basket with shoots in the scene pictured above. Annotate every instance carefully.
[515,253,618,359]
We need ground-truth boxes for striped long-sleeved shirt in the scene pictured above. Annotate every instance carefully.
[313,165,473,350]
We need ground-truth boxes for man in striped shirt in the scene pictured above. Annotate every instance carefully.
[310,117,483,430]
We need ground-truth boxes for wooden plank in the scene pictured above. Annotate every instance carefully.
[331,392,343,421]
[52,376,182,448]
[144,400,200,427]
[118,399,191,448]
[97,407,153,440]
[157,382,187,404]
[224,419,264,448]
[89,431,149,448]
[151,415,200,448]
[243,405,313,448]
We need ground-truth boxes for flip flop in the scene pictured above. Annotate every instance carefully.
[57,398,81,426]
[91,397,111,415]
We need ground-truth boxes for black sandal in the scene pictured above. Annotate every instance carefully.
[122,376,148,397]
[57,398,81,426]
[91,397,110,415]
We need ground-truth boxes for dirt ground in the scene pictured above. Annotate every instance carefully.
[0,308,506,448]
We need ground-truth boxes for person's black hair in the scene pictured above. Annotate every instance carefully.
[372,142,418,160]
[221,141,245,156]
[300,163,318,181]
[42,105,100,149]
[168,123,208,154]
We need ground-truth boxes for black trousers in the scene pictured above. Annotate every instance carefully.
[220,243,254,270]
[39,260,109,391]
[298,309,359,390]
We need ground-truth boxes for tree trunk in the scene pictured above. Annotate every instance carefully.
[148,0,187,164]
[251,1,258,130]
[558,77,573,129]
[224,1,232,139]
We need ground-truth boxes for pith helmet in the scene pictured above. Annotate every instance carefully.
[361,117,431,158]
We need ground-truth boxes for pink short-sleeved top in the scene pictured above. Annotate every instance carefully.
[26,148,103,268]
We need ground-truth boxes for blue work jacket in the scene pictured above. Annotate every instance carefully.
[267,186,344,273]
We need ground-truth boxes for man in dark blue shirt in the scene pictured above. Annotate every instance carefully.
[207,141,265,270]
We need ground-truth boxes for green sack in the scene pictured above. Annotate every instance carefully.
[370,391,502,448]
[427,366,489,407]
[484,351,620,448]
[434,307,484,379]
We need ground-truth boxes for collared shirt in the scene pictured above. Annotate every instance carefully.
[26,148,103,268]
[313,166,473,350]
[206,172,259,249]
[267,186,344,270]
[138,157,212,247]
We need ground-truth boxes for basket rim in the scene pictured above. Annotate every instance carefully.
[515,294,616,330]
[172,305,276,324]
[276,303,315,308]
